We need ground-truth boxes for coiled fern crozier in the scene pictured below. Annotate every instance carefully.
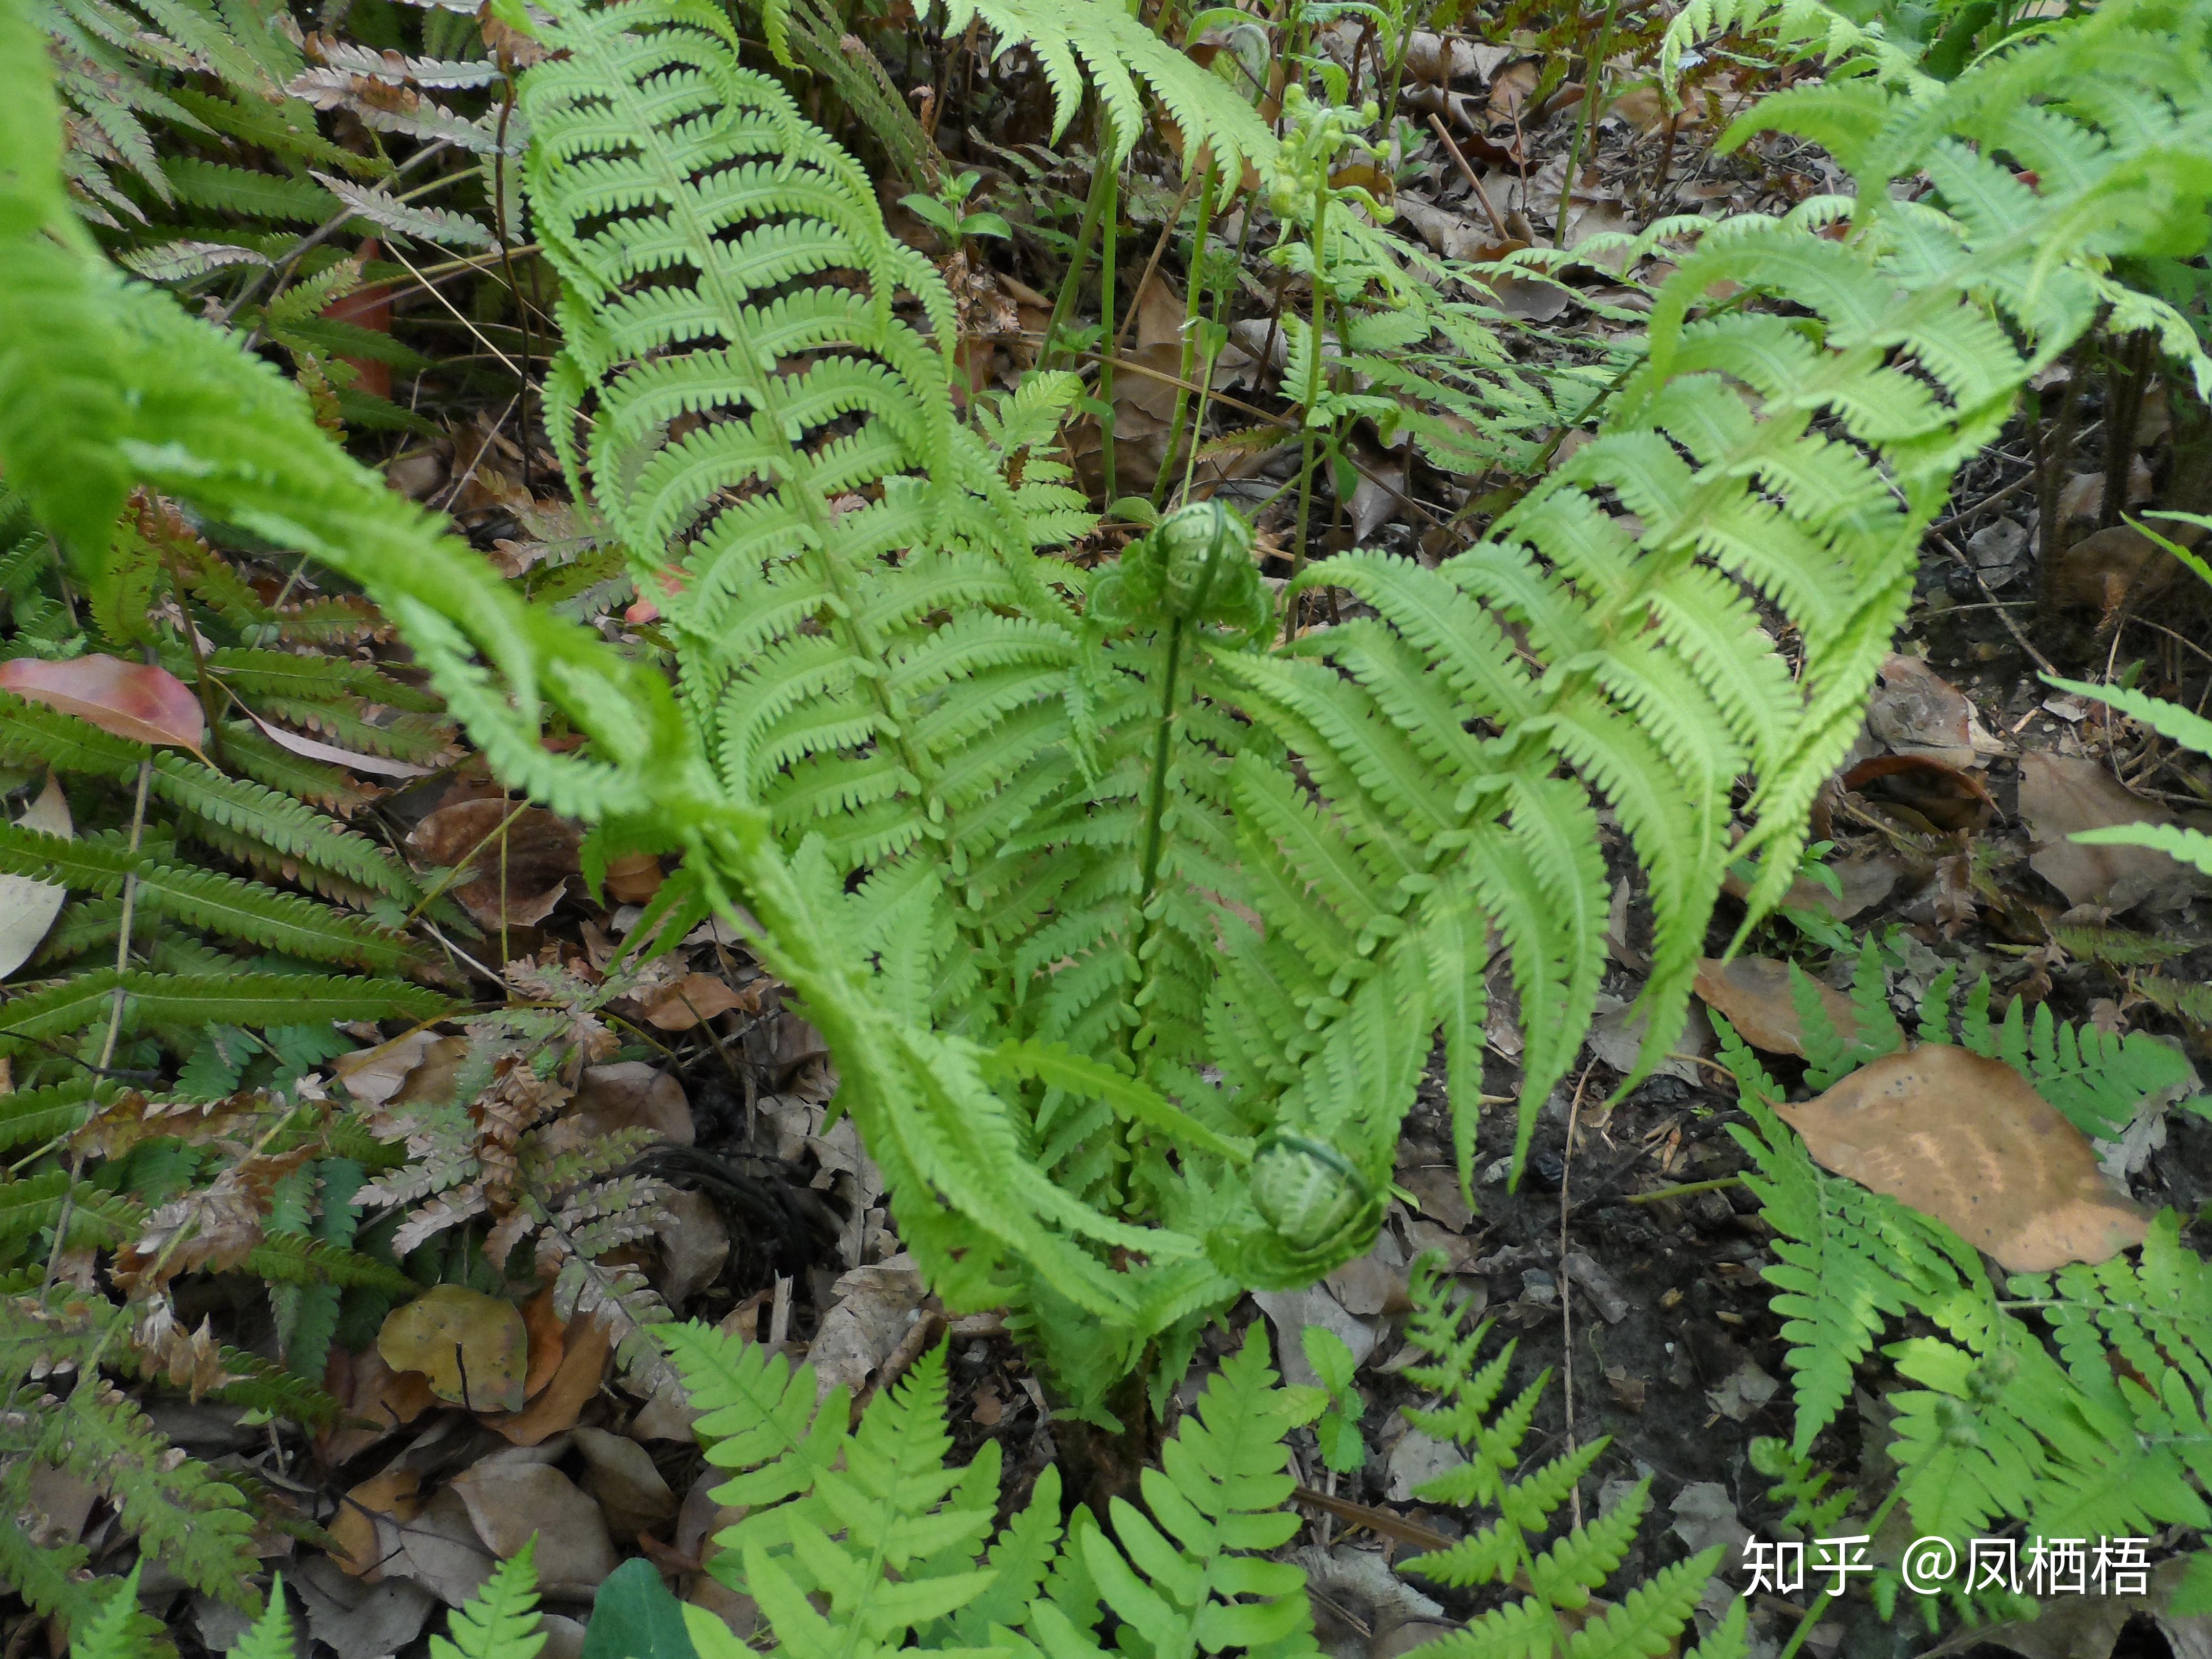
[7,0,2212,1420]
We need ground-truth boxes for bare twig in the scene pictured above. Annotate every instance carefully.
[1427,114,1510,243]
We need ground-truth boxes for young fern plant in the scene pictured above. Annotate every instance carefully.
[62,1547,552,1659]
[1784,940,2203,1138]
[659,1260,1748,1659]
[668,1318,1326,1659]
[1391,1254,1749,1659]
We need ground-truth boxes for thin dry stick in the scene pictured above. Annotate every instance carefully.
[1114,168,1208,356]
[1559,1063,1591,1532]
[382,242,527,378]
[1933,529,2056,674]
[1428,113,1510,243]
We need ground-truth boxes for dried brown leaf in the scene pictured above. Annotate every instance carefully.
[1694,957,1858,1057]
[2020,752,2200,913]
[1776,1045,2148,1272]
[407,798,582,928]
[485,1310,610,1445]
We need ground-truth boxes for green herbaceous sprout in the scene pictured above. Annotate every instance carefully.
[1265,87,1389,230]
[1248,1133,1377,1257]
[1091,499,1271,642]
[10,0,2212,1446]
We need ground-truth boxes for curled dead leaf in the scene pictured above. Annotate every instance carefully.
[0,655,206,754]
[1776,1045,2148,1273]
[1843,753,1996,835]
[603,850,665,904]
[331,1466,422,1580]
[2053,519,2203,614]
[450,1460,618,1594]
[486,1310,610,1445]
[636,971,756,1031]
[318,1343,438,1465]
[334,1028,452,1108]
[377,1285,528,1413]
[407,798,582,929]
[521,1287,566,1399]
[1867,653,1978,770]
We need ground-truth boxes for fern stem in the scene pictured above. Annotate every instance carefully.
[1622,1175,1744,1204]
[1773,1485,1904,1659]
[44,752,154,1302]
[1124,521,1231,1082]
[1553,0,1622,251]
[1154,163,1219,507]
[1288,188,1330,617]
[1041,111,1119,375]
[1098,163,1121,503]
[97,756,153,1077]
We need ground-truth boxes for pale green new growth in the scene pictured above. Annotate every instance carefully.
[1388,1254,1746,1659]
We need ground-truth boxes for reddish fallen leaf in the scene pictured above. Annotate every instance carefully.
[521,1287,566,1400]
[1776,1045,2147,1273]
[1695,957,1859,1057]
[0,655,205,754]
[323,240,394,400]
[486,1310,610,1445]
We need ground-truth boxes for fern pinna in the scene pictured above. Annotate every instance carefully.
[656,1267,1746,1659]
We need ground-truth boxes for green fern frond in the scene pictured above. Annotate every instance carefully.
[0,690,144,778]
[1390,1254,1726,1659]
[0,820,428,971]
[243,1229,417,1298]
[42,1377,262,1606]
[1080,1325,1323,1659]
[52,1564,144,1659]
[933,0,1271,189]
[430,1542,548,1659]
[231,1575,298,1659]
[151,755,421,902]
[1717,1019,1978,1453]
